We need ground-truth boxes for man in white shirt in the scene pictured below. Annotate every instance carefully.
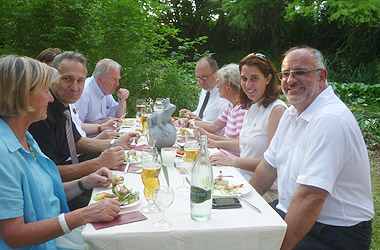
[75,58,129,135]
[250,46,374,250]
[180,57,228,123]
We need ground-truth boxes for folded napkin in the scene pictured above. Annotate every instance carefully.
[127,165,142,174]
[134,144,147,151]
[92,211,147,230]
[112,164,126,172]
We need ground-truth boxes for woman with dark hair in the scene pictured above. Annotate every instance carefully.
[209,53,287,202]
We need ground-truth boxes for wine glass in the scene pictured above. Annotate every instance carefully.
[153,98,164,112]
[152,186,174,229]
[140,146,161,214]
[136,99,146,122]
[175,157,193,192]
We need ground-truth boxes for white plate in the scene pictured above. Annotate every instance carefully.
[124,150,142,164]
[213,177,251,197]
[90,190,141,208]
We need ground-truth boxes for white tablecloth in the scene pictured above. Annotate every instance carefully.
[82,162,287,250]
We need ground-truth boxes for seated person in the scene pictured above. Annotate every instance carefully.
[184,63,246,157]
[179,57,228,124]
[0,55,120,250]
[74,58,129,137]
[208,53,287,202]
[251,46,374,250]
[36,47,62,66]
[28,51,139,210]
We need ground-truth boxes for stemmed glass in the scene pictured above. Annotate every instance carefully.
[152,186,174,229]
[153,98,164,112]
[136,99,146,123]
[141,146,161,214]
[175,158,193,192]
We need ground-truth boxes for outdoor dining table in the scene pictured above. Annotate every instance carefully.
[81,118,287,250]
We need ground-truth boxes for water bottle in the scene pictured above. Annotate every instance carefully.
[190,135,213,221]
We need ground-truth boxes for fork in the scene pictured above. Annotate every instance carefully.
[237,194,262,214]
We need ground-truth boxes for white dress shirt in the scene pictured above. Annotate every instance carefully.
[75,76,119,123]
[193,87,228,122]
[264,86,374,226]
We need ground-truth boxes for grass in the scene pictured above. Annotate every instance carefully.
[370,149,380,249]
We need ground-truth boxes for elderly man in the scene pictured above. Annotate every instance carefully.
[180,57,228,123]
[29,51,138,181]
[75,58,129,135]
[250,46,374,250]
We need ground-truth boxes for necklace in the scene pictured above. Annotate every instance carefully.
[26,139,36,157]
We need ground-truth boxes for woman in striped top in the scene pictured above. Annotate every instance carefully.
[188,63,246,157]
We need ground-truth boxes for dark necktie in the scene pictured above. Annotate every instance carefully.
[198,91,210,119]
[63,110,79,164]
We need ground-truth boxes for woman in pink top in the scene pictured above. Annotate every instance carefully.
[187,63,246,157]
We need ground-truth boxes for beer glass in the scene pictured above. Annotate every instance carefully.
[141,146,161,214]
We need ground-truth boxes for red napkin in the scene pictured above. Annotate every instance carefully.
[134,144,147,151]
[92,211,147,230]
[112,164,126,172]
[128,165,142,174]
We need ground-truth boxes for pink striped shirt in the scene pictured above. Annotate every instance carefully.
[217,102,246,157]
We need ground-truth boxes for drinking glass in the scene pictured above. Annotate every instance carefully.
[136,99,146,120]
[153,98,164,112]
[152,186,174,229]
[141,146,161,214]
[141,106,152,134]
[161,147,177,167]
[175,158,193,192]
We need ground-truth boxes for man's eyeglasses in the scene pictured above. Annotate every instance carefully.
[196,71,215,82]
[277,69,322,81]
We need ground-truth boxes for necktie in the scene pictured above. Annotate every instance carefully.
[198,91,210,119]
[63,110,79,164]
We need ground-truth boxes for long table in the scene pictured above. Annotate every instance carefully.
[82,159,287,250]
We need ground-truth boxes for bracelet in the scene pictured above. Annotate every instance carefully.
[110,138,116,148]
[98,124,102,133]
[77,179,86,192]
[58,213,71,234]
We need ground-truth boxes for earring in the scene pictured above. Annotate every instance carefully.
[266,82,269,85]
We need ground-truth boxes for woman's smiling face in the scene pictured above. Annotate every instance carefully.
[240,65,271,103]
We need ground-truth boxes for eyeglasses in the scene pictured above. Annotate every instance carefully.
[277,69,322,81]
[196,71,216,82]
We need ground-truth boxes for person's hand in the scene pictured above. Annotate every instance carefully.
[176,118,188,128]
[95,129,116,139]
[102,117,122,130]
[98,147,125,169]
[210,152,234,166]
[194,126,210,136]
[179,109,190,118]
[117,88,130,101]
[82,198,121,223]
[207,137,218,148]
[116,132,140,149]
[186,112,201,121]
[82,167,113,189]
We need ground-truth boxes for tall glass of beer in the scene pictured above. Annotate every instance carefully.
[141,146,161,214]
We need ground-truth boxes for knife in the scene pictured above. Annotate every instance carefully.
[237,194,262,214]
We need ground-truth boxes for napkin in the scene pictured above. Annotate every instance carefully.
[127,165,142,174]
[134,144,147,151]
[92,211,147,230]
[112,164,126,172]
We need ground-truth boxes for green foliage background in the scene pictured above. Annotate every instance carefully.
[1,0,379,248]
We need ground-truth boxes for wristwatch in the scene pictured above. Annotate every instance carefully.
[110,138,116,148]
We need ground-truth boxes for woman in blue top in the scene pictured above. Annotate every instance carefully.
[0,55,121,250]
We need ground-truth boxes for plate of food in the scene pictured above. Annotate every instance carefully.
[91,176,141,208]
[122,118,135,126]
[213,176,251,197]
[124,149,142,164]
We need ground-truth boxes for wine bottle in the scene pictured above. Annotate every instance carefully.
[190,135,213,221]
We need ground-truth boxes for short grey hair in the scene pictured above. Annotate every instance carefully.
[51,51,87,72]
[217,63,240,91]
[92,59,121,79]
[284,46,325,69]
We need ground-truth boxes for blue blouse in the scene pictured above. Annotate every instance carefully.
[0,118,69,250]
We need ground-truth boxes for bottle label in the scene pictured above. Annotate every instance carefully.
[190,186,211,203]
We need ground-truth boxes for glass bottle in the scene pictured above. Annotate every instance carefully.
[190,135,213,221]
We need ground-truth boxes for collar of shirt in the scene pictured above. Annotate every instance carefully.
[89,76,106,99]
[50,90,69,116]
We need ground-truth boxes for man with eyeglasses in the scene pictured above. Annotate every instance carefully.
[251,46,373,250]
[179,57,228,125]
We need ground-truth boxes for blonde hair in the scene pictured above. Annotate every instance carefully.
[0,55,59,117]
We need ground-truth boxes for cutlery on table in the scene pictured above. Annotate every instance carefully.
[237,194,262,214]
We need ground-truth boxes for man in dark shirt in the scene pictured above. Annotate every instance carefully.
[29,51,139,209]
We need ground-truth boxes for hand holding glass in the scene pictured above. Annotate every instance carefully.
[152,186,174,229]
